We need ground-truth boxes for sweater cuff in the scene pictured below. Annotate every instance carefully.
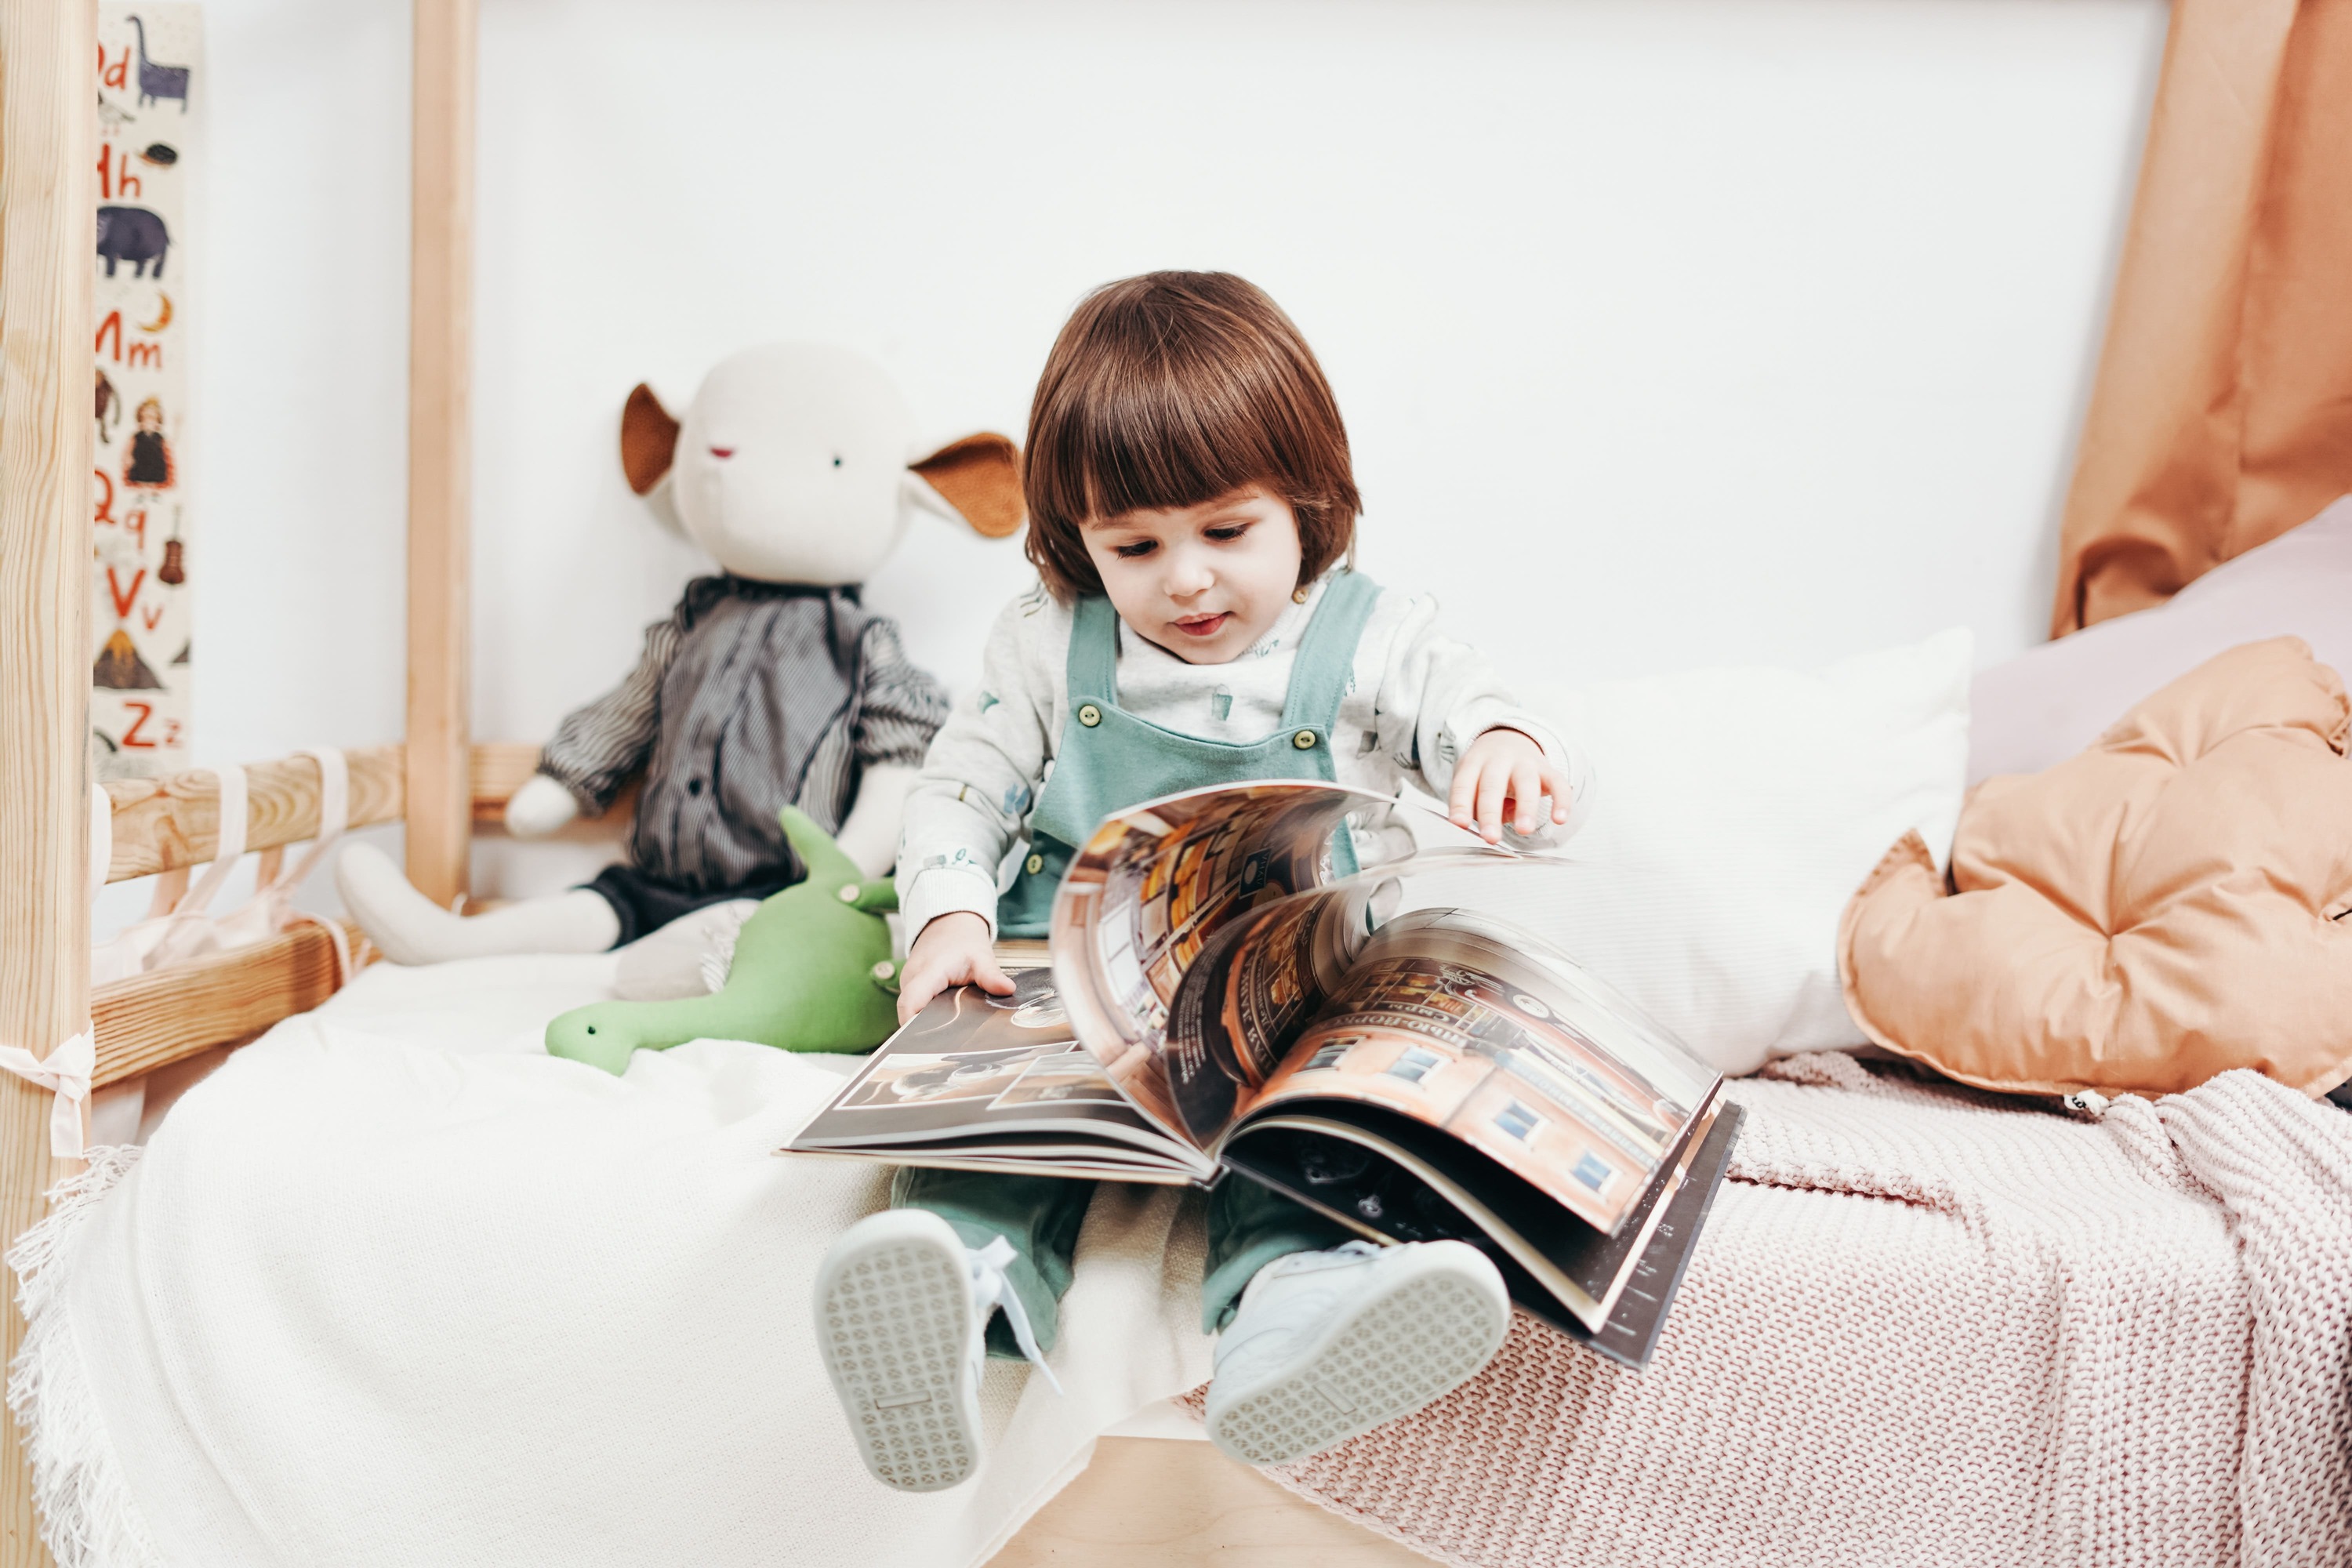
[1452,700,1566,770]
[899,865,1002,943]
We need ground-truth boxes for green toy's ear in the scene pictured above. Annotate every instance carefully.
[779,805,862,891]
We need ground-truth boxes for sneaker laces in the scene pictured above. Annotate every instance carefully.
[968,1236,1062,1396]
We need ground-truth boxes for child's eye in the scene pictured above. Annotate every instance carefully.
[1205,524,1250,542]
[1113,539,1156,559]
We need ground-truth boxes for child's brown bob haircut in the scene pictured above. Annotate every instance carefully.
[1022,271,1361,602]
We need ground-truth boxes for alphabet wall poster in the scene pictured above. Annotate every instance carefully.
[92,3,198,779]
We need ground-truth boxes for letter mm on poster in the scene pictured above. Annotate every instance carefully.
[91,3,198,778]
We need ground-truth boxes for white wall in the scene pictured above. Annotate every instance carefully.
[126,0,2167,929]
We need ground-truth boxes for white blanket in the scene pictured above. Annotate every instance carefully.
[14,956,1213,1568]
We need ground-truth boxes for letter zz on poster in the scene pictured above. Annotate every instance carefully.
[92,3,198,778]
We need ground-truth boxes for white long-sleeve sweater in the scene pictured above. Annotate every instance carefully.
[896,571,1595,939]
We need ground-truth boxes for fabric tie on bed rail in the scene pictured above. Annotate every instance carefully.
[0,1030,95,1160]
[9,955,1211,1568]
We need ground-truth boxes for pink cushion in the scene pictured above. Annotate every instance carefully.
[1969,495,2352,782]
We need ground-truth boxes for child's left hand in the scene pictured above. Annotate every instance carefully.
[1448,728,1574,844]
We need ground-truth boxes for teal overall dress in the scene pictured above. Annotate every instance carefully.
[891,572,1382,1352]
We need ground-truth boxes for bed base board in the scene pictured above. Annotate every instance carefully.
[92,922,361,1089]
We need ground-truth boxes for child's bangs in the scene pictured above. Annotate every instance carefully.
[1064,368,1285,525]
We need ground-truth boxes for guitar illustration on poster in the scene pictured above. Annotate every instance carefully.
[91,5,199,779]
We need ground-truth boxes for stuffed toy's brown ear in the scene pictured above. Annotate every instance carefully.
[620,383,681,496]
[910,434,1024,539]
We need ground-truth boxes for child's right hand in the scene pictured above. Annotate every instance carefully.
[897,911,1014,1024]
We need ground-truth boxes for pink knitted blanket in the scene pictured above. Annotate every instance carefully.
[1215,1056,2352,1567]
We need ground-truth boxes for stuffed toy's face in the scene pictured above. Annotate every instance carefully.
[622,343,1025,588]
[673,345,916,584]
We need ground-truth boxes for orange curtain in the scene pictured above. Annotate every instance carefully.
[2053,0,2352,635]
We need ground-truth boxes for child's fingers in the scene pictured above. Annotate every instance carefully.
[1541,757,1575,823]
[1446,757,1481,828]
[972,953,1016,996]
[896,967,941,1025]
[1474,761,1512,841]
[1511,757,1547,835]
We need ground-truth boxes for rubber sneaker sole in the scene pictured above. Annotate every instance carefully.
[1205,1243,1509,1466]
[813,1210,983,1492]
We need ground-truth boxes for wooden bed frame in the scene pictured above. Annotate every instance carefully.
[0,2,1415,1561]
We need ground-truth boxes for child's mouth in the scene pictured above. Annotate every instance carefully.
[1173,613,1231,638]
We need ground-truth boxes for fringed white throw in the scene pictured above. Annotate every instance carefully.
[8,955,1210,1568]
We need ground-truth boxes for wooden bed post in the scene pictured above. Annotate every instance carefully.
[0,0,96,1561]
[405,0,477,908]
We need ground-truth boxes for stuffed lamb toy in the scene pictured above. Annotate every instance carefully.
[339,343,1022,967]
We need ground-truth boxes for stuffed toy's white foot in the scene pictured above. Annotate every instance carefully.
[815,1210,1060,1492]
[334,843,619,965]
[1203,1240,1508,1466]
[611,898,758,1000]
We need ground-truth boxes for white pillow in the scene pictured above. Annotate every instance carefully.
[1410,629,1972,1076]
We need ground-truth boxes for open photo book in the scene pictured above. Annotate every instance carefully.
[786,781,1744,1368]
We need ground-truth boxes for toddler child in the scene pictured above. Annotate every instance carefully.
[814,272,1592,1490]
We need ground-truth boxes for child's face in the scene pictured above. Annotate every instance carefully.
[1082,485,1305,665]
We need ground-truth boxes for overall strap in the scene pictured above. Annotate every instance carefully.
[1279,572,1382,739]
[1064,595,1121,708]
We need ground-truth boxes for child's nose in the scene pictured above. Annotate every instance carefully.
[1165,552,1214,596]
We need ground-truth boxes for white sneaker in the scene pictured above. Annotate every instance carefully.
[813,1210,1057,1492]
[1204,1240,1509,1466]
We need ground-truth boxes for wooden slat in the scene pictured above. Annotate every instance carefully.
[100,745,405,882]
[96,742,625,884]
[470,740,541,812]
[404,0,477,908]
[469,742,636,837]
[90,924,358,1089]
[0,0,93,1561]
[990,1438,1434,1566]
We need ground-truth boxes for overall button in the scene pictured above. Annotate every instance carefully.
[1077,703,1102,728]
[1292,728,1318,750]
[1025,853,1045,876]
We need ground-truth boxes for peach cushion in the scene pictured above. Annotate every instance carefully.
[1842,637,2352,1097]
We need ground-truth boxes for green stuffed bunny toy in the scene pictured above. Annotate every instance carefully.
[544,805,900,1074]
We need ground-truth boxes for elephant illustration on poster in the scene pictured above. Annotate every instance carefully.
[96,205,169,278]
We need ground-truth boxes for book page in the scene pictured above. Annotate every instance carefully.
[789,967,1196,1170]
[1050,781,1403,1142]
[1238,909,1719,1236]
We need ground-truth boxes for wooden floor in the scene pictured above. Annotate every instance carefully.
[989,1437,1433,1566]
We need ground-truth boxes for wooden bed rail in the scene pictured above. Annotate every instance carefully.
[93,924,354,1089]
[0,1,95,1560]
[100,742,630,884]
[85,742,630,1091]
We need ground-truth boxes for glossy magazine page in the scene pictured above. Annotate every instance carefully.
[1235,909,1720,1236]
[1049,780,1505,1147]
[787,965,1212,1181]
